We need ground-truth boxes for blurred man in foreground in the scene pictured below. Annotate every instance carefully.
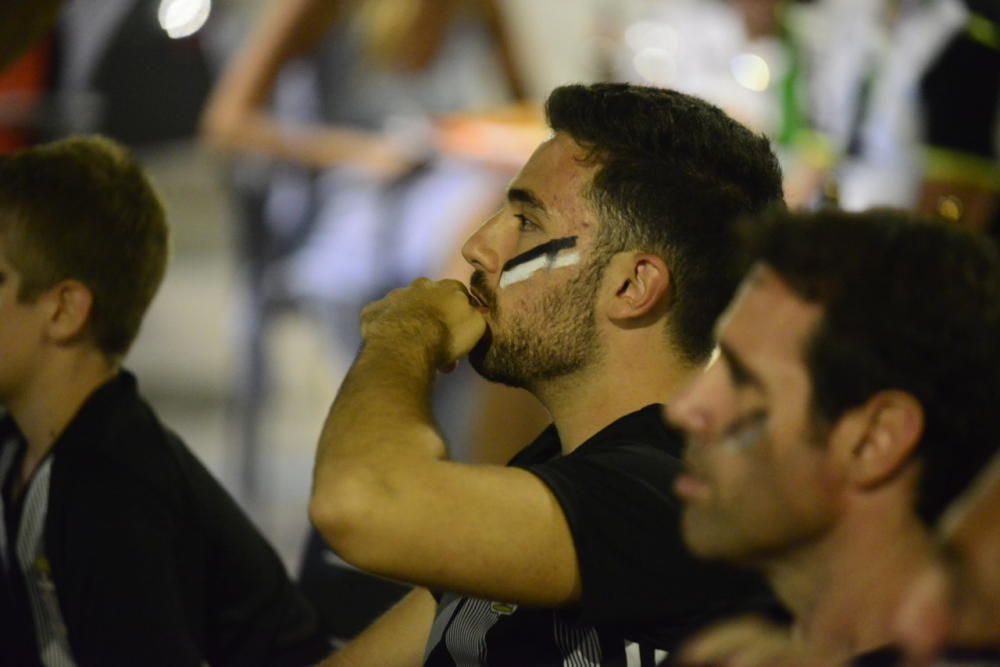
[309,82,785,666]
[670,210,1000,666]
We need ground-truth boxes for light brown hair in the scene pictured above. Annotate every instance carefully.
[0,136,169,359]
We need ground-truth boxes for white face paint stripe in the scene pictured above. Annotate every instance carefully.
[499,251,581,289]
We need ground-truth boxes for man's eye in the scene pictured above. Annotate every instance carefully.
[725,361,754,390]
[515,214,536,232]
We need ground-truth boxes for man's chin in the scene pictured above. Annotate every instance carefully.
[468,334,528,388]
[681,512,745,563]
[468,358,527,389]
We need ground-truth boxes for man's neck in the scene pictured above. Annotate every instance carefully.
[766,500,936,660]
[6,351,116,490]
[536,347,697,453]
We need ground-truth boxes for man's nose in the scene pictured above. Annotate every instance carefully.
[461,212,504,274]
[666,367,729,442]
[666,396,709,439]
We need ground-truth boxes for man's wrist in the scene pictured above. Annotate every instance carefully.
[362,316,451,371]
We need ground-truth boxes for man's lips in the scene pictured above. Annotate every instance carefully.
[674,468,711,502]
[468,287,492,314]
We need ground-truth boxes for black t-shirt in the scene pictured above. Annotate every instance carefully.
[0,371,329,667]
[422,405,778,667]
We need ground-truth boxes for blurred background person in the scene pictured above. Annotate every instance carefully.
[0,39,52,155]
[0,0,68,154]
[915,0,1000,236]
[1,0,216,151]
[607,0,836,208]
[608,0,997,220]
[0,0,64,70]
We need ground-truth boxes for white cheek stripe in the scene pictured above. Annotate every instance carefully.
[499,251,581,289]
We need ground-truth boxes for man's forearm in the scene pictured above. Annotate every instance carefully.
[314,336,446,490]
[309,330,454,566]
[308,279,488,577]
[319,589,436,667]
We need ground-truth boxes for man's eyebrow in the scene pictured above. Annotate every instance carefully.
[507,187,547,213]
[718,342,766,393]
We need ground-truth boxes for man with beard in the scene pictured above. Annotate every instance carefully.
[308,82,784,666]
[669,210,1000,667]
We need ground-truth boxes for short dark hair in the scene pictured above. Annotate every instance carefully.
[545,83,784,363]
[0,136,169,359]
[743,209,1000,524]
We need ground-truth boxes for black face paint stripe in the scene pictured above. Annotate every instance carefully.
[500,236,578,273]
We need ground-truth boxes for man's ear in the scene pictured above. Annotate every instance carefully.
[43,279,94,345]
[831,390,925,489]
[602,252,670,323]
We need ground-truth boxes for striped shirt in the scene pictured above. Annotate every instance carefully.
[0,427,76,667]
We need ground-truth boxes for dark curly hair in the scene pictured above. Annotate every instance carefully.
[545,83,784,364]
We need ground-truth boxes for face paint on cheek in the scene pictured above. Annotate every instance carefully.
[721,411,768,451]
[498,236,579,289]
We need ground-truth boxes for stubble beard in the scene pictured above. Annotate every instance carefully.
[468,265,601,390]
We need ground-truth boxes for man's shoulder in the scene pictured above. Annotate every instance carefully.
[510,404,681,466]
[508,422,559,466]
[509,404,684,488]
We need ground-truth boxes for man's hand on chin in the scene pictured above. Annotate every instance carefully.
[360,278,487,371]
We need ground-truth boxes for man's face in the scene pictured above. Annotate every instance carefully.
[0,237,47,405]
[668,266,844,567]
[462,132,606,389]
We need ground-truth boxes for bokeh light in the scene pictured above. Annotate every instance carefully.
[730,53,770,92]
[158,0,211,39]
[633,48,676,87]
[625,21,678,54]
